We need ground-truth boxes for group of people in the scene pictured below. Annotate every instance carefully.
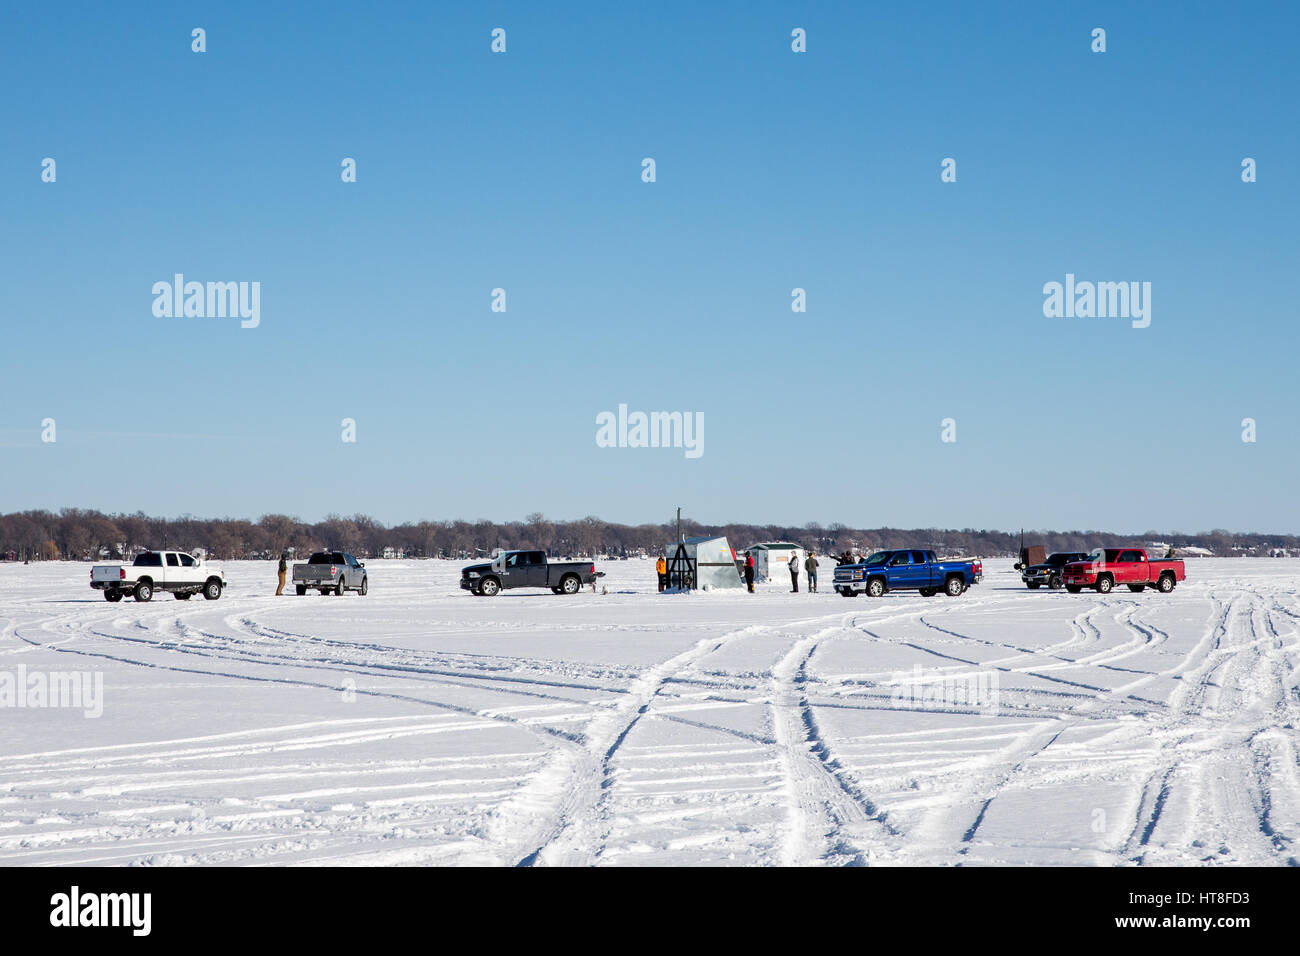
[741,550,818,593]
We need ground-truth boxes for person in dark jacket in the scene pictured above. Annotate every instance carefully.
[744,552,755,593]
[276,552,288,595]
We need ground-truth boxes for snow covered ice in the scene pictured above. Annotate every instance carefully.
[0,558,1296,866]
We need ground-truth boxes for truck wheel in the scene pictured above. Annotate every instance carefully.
[204,579,222,600]
[479,576,500,596]
[559,574,581,595]
[105,588,123,602]
[359,576,368,596]
[296,585,307,596]
[1157,573,1175,593]
[1048,577,1063,590]
[133,581,153,602]
[866,577,886,597]
[1026,582,1041,589]
[1066,585,1082,593]
[1127,584,1145,593]
[944,576,965,597]
[1096,575,1113,594]
[335,577,346,595]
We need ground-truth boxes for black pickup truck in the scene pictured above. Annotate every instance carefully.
[460,550,600,596]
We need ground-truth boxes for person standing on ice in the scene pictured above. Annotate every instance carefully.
[276,552,288,595]
[744,552,755,593]
[788,552,799,592]
[805,552,819,593]
[656,555,667,592]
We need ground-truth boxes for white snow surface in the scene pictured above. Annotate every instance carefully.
[1,558,1297,867]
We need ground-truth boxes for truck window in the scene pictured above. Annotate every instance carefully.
[526,552,544,565]
[889,552,911,566]
[179,554,196,567]
[133,553,162,567]
[166,553,180,567]
[1118,550,1141,563]
[912,551,928,565]
[505,553,522,568]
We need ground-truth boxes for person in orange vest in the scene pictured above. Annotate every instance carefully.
[656,555,667,592]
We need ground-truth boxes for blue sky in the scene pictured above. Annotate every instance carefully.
[1,1,1296,533]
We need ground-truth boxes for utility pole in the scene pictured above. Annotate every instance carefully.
[676,507,682,544]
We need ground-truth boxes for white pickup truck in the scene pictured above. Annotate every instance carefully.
[91,551,227,602]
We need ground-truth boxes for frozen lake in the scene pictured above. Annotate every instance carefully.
[1,557,1296,866]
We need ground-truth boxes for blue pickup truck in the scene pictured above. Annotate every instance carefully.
[833,549,983,598]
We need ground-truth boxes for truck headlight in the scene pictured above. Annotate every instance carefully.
[468,571,480,578]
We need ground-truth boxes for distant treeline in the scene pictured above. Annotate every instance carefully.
[0,510,1295,562]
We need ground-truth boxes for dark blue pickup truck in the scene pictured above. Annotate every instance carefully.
[833,549,983,598]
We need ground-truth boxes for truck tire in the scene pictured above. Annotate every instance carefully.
[479,576,501,596]
[296,585,307,595]
[1066,585,1082,593]
[105,588,123,602]
[559,574,581,595]
[944,576,965,597]
[1127,584,1145,592]
[133,581,153,602]
[1157,573,1175,593]
[335,577,346,596]
[359,576,368,595]
[1048,577,1063,590]
[1096,575,1113,594]
[866,577,886,597]
[204,579,222,600]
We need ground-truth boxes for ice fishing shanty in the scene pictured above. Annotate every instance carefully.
[664,535,744,591]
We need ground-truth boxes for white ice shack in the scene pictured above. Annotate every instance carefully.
[668,535,743,590]
[746,542,806,583]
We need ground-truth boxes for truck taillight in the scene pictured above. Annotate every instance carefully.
[590,565,595,575]
[330,567,337,576]
[120,569,126,580]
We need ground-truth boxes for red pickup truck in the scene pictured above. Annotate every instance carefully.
[1062,548,1185,594]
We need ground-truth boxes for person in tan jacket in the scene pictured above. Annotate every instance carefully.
[805,552,819,593]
